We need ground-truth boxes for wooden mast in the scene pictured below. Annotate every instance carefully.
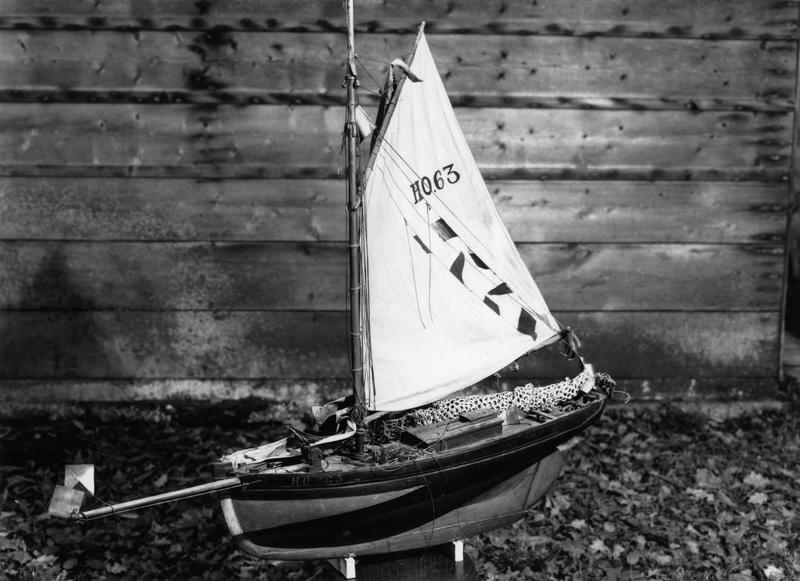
[344,0,366,418]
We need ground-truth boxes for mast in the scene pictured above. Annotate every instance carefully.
[344,0,366,416]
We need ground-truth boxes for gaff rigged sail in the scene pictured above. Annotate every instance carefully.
[362,30,562,411]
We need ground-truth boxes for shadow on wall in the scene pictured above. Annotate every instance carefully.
[0,247,126,380]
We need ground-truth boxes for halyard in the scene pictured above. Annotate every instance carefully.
[1,400,797,580]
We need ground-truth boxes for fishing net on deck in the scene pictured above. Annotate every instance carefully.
[411,367,594,425]
[371,368,597,443]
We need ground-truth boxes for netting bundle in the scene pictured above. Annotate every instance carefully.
[411,367,594,426]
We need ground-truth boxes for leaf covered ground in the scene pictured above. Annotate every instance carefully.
[1,401,798,580]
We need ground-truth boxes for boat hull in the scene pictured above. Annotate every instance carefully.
[222,451,562,560]
[220,397,604,560]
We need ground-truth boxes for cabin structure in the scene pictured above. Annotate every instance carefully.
[0,0,797,414]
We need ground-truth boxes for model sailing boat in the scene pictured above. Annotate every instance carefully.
[50,4,612,564]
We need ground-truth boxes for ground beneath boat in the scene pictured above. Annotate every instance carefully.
[1,399,798,581]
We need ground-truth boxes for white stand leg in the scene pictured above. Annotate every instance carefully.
[328,554,357,579]
[451,539,464,562]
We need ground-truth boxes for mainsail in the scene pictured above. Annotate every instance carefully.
[362,30,562,411]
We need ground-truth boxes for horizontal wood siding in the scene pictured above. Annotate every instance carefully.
[0,0,793,406]
[1,33,794,110]
[0,105,792,180]
[0,242,783,311]
[0,179,787,243]
[1,0,795,39]
[0,312,778,379]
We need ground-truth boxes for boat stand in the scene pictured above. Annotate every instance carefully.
[325,541,476,580]
[328,554,357,579]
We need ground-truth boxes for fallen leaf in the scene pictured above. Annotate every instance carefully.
[589,538,608,554]
[717,490,738,508]
[106,562,127,574]
[652,553,672,565]
[695,468,722,488]
[763,565,785,580]
[743,472,769,488]
[558,539,584,558]
[702,542,726,557]
[524,535,554,546]
[62,558,78,570]
[748,492,768,506]
[687,487,715,503]
[153,473,168,489]
[763,537,787,554]
[622,468,641,484]
[725,528,745,547]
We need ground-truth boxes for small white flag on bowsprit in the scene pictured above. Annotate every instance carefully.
[64,464,95,494]
[47,464,95,519]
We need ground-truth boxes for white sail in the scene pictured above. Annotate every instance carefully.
[362,31,562,411]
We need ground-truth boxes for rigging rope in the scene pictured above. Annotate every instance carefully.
[354,54,384,92]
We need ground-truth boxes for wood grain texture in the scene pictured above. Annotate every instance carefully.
[0,0,791,403]
[0,311,779,379]
[487,181,788,244]
[0,178,786,244]
[0,105,791,180]
[0,178,346,242]
[1,0,795,39]
[0,242,783,311]
[0,378,350,405]
[2,32,793,110]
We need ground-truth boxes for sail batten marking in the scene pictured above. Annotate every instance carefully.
[432,218,457,241]
[413,234,432,254]
[450,252,466,282]
[489,283,512,296]
[470,252,489,269]
[517,309,538,340]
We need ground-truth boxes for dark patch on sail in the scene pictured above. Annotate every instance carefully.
[484,296,500,315]
[489,282,512,295]
[413,235,431,254]
[432,218,457,241]
[450,252,465,282]
[470,253,489,269]
[517,309,538,339]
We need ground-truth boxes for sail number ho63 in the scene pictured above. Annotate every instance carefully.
[410,163,461,204]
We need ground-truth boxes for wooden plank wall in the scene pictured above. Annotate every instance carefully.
[0,0,795,408]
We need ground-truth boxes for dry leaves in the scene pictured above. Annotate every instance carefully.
[474,403,800,581]
[1,401,799,580]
